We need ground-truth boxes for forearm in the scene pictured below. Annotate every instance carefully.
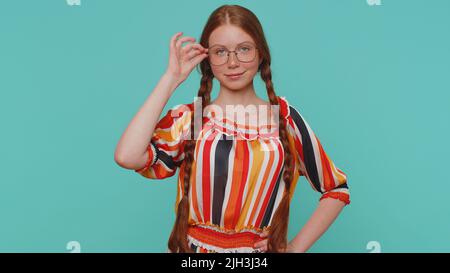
[114,72,179,169]
[289,197,346,253]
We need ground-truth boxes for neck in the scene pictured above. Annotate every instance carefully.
[214,81,259,107]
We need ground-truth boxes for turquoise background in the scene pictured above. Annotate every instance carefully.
[1,0,449,253]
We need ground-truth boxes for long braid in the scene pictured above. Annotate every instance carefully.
[167,72,213,253]
[260,62,294,253]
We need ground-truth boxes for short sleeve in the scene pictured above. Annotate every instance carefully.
[285,102,350,205]
[134,103,192,179]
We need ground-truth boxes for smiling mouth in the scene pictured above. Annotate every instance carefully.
[225,71,246,77]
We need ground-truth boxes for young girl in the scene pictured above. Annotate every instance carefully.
[115,5,350,253]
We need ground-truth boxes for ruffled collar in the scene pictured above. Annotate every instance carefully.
[202,96,290,141]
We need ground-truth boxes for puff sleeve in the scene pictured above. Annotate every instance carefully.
[134,103,192,179]
[287,104,350,205]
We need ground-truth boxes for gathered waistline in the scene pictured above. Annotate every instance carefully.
[186,224,267,253]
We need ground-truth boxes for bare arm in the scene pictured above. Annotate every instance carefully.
[288,198,346,253]
[114,73,179,170]
[254,198,346,253]
[114,32,208,170]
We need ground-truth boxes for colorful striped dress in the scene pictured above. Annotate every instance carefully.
[134,96,350,253]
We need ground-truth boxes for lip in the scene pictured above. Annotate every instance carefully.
[225,71,246,79]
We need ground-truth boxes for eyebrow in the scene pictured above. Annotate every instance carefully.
[209,41,255,48]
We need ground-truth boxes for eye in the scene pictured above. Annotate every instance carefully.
[214,48,226,56]
[237,46,251,53]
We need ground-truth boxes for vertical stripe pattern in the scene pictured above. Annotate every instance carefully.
[136,96,350,252]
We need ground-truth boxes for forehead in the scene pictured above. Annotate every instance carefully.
[208,24,255,47]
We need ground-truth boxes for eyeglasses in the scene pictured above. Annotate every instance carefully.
[208,42,258,66]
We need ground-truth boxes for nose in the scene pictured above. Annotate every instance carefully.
[227,52,239,68]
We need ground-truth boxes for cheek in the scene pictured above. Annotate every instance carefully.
[240,62,260,80]
[210,66,222,78]
[243,61,259,73]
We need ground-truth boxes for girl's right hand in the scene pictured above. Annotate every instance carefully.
[165,32,209,87]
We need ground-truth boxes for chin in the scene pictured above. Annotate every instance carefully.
[219,78,253,91]
[227,83,248,91]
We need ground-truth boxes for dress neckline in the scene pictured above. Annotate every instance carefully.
[201,96,291,140]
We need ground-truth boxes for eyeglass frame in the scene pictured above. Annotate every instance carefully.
[207,41,259,66]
